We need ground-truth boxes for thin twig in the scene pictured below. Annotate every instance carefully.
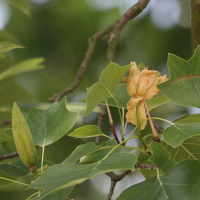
[96,105,107,143]
[106,162,156,200]
[0,146,39,162]
[0,119,12,126]
[143,99,160,143]
[0,151,19,161]
[107,180,117,200]
[50,25,114,102]
[105,99,120,144]
[106,0,150,63]
[135,162,156,170]
[149,112,164,133]
[191,0,200,51]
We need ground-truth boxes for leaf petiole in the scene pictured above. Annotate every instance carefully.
[102,135,139,160]
[0,176,29,187]
[101,145,146,154]
[142,117,173,125]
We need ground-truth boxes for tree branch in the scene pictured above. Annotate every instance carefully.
[96,0,150,144]
[0,146,39,162]
[0,119,12,126]
[106,0,150,63]
[107,180,117,200]
[49,25,114,102]
[191,0,200,52]
[150,112,164,133]
[0,151,19,161]
[106,162,156,200]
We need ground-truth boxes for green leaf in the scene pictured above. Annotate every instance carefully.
[162,116,200,162]
[80,140,133,164]
[28,152,137,200]
[79,84,129,108]
[97,139,117,146]
[0,41,24,53]
[67,103,100,113]
[39,186,74,200]
[83,62,131,116]
[80,83,168,111]
[146,95,169,111]
[0,53,6,58]
[68,125,111,139]
[0,57,44,81]
[0,159,52,178]
[3,0,30,16]
[117,160,200,200]
[159,46,200,108]
[149,142,176,173]
[162,137,200,162]
[102,83,130,108]
[163,123,200,148]
[27,98,78,147]
[0,128,13,143]
[62,142,102,164]
[174,114,200,124]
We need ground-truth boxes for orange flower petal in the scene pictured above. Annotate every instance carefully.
[137,70,157,96]
[122,77,128,82]
[126,97,144,129]
[144,75,168,100]
[126,62,140,96]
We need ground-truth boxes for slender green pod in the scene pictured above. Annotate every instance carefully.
[12,102,37,168]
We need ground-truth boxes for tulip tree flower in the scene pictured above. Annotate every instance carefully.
[123,62,168,130]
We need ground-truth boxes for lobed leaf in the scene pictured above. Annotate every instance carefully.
[117,160,200,200]
[162,137,200,162]
[149,142,176,173]
[0,159,52,178]
[28,152,137,200]
[79,139,133,164]
[62,142,102,164]
[159,46,200,108]
[163,116,200,162]
[163,123,200,148]
[27,98,78,147]
[83,62,131,116]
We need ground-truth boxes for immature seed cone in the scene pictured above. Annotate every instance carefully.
[12,102,37,167]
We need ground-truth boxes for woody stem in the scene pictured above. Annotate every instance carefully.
[143,98,160,143]
[105,99,120,144]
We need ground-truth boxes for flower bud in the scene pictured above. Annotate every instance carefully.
[12,102,37,167]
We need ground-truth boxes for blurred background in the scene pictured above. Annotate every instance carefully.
[0,0,195,199]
